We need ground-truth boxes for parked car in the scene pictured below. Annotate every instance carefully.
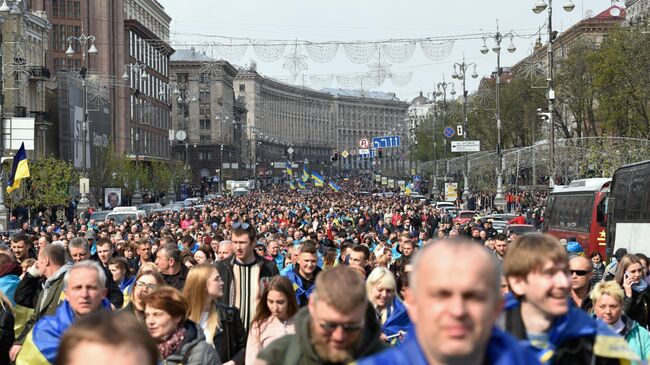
[504,224,538,237]
[106,207,146,224]
[90,210,111,222]
[453,211,478,226]
[138,203,163,215]
[433,201,456,209]
[183,197,202,207]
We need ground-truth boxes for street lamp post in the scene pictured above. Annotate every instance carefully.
[66,33,98,211]
[122,62,149,205]
[215,112,231,192]
[451,56,478,204]
[435,77,455,193]
[481,21,516,210]
[533,0,575,187]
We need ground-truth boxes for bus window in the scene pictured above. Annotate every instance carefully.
[596,196,607,227]
[548,194,593,232]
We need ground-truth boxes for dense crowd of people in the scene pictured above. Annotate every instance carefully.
[0,177,646,364]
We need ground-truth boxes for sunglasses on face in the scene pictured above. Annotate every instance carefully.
[570,270,590,276]
[231,221,251,230]
[318,320,364,333]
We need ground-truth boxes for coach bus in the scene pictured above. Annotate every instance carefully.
[543,178,610,258]
[606,161,650,259]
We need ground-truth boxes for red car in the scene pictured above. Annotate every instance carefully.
[453,211,477,226]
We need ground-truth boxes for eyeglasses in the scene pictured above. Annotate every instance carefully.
[135,281,157,290]
[570,270,590,276]
[318,320,364,333]
[231,221,251,230]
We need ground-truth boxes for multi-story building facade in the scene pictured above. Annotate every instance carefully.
[234,68,410,177]
[169,48,241,182]
[0,2,51,157]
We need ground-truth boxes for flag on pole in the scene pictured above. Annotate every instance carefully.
[311,171,324,186]
[7,142,30,193]
[302,167,310,182]
[298,180,306,189]
[405,182,412,196]
[289,180,296,190]
[328,180,341,192]
[286,161,293,176]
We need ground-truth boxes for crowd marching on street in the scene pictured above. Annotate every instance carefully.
[0,175,648,365]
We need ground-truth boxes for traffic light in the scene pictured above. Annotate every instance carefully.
[378,148,383,158]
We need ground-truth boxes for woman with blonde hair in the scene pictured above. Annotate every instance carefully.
[245,276,299,364]
[615,254,650,329]
[366,266,410,343]
[592,280,650,359]
[121,269,165,322]
[183,264,245,365]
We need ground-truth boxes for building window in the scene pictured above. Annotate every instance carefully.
[200,135,211,144]
[199,105,211,116]
[239,84,245,92]
[199,74,210,83]
[199,91,210,102]
[73,1,81,19]
[198,151,212,160]
[200,119,211,130]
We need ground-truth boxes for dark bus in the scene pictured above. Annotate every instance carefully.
[606,161,650,259]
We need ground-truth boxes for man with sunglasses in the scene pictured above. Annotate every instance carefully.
[255,265,386,365]
[568,256,594,313]
[216,221,279,332]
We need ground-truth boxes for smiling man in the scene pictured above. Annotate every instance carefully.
[358,239,539,365]
[285,241,321,307]
[503,234,639,365]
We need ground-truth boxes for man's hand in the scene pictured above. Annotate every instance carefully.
[10,344,22,361]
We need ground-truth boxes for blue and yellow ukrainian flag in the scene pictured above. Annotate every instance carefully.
[328,180,341,192]
[286,161,293,176]
[298,180,306,189]
[7,142,30,193]
[302,167,310,182]
[311,171,324,186]
[289,180,296,190]
[405,182,412,196]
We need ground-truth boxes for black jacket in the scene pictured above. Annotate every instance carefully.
[0,301,14,365]
[162,264,190,291]
[213,303,246,365]
[624,288,650,330]
[215,254,279,310]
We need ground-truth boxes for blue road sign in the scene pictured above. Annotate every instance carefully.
[372,136,401,148]
[444,127,455,138]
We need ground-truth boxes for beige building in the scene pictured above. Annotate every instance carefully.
[234,68,410,177]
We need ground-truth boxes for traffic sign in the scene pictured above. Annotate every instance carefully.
[359,138,370,148]
[457,125,464,137]
[359,149,376,158]
[451,140,481,152]
[358,148,370,155]
[443,127,455,138]
[287,147,294,155]
[372,136,401,148]
[341,150,349,158]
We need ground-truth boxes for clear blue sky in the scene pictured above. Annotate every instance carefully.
[159,0,620,102]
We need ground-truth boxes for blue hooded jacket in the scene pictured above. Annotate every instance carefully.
[16,298,112,365]
[356,327,541,365]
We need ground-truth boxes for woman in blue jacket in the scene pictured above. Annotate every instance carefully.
[366,266,411,343]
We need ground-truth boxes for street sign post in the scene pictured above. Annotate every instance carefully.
[372,136,401,148]
[443,127,455,138]
[359,138,370,148]
[451,140,481,152]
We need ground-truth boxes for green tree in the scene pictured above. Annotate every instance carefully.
[16,157,78,208]
[590,26,650,138]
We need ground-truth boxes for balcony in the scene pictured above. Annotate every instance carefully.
[29,66,51,81]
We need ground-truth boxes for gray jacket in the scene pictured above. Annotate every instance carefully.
[163,320,221,365]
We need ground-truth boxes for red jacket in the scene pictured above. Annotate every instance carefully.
[508,216,526,225]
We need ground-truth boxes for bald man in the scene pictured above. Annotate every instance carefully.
[358,239,539,365]
[569,256,594,313]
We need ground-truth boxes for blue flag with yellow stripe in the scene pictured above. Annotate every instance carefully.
[302,167,310,182]
[311,171,324,186]
[289,180,296,190]
[286,161,293,176]
[298,180,306,189]
[328,180,341,192]
[7,142,29,193]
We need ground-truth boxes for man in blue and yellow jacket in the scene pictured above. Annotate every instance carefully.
[16,260,111,365]
[502,234,641,365]
[358,239,540,365]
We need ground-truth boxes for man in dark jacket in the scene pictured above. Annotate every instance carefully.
[256,265,386,365]
[215,222,279,332]
[10,244,72,360]
[155,244,189,290]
